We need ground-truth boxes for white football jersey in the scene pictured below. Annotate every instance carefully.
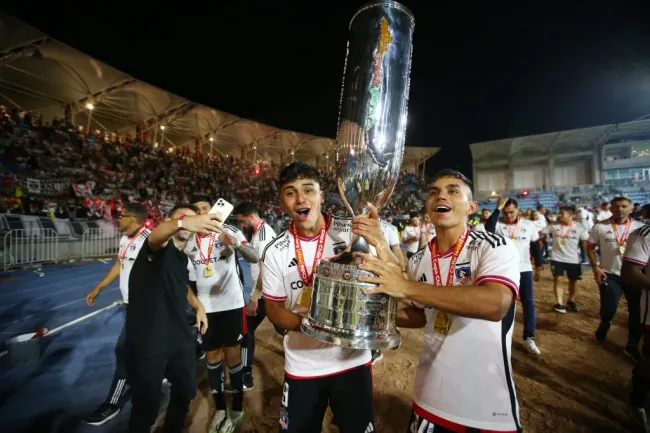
[542,222,589,264]
[119,228,151,303]
[185,224,248,313]
[249,221,277,289]
[262,214,371,378]
[622,225,650,327]
[407,228,521,431]
[588,218,645,276]
[403,225,421,253]
[381,220,400,247]
[494,217,539,273]
[531,218,546,232]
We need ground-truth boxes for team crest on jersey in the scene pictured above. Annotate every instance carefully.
[455,266,471,284]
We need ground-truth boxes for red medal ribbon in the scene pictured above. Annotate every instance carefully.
[611,217,632,247]
[559,222,574,242]
[252,220,264,239]
[195,233,216,266]
[119,227,146,261]
[505,218,520,240]
[429,227,470,287]
[289,214,329,287]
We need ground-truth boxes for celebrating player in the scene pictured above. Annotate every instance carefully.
[186,195,259,433]
[541,205,589,313]
[355,169,522,432]
[262,161,399,432]
[587,197,644,361]
[490,198,544,355]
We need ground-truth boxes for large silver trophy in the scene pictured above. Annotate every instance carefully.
[301,1,414,350]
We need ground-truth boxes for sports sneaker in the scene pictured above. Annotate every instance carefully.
[371,350,384,364]
[595,322,610,343]
[524,338,541,355]
[209,409,228,433]
[219,409,245,433]
[628,405,650,433]
[243,372,255,391]
[553,304,567,313]
[84,403,121,426]
[625,345,644,363]
[566,301,580,312]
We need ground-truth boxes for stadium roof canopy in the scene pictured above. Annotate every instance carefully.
[0,13,439,168]
[470,116,650,167]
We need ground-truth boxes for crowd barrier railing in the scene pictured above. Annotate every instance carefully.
[81,228,120,260]
[2,228,59,271]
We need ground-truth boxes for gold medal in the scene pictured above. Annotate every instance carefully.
[560,239,567,245]
[121,260,125,270]
[204,264,213,277]
[296,285,312,308]
[434,311,452,335]
[619,245,626,255]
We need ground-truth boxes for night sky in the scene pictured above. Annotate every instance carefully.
[5,1,650,179]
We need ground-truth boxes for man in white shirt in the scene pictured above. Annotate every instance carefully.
[587,197,644,361]
[262,162,399,432]
[542,205,590,313]
[187,195,260,432]
[233,201,277,391]
[83,203,151,426]
[401,212,420,259]
[596,202,613,222]
[621,224,650,433]
[491,198,544,356]
[356,169,522,432]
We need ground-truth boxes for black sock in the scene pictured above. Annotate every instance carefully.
[207,361,226,411]
[631,365,650,407]
[229,362,244,412]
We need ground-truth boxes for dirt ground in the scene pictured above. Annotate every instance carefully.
[180,268,639,433]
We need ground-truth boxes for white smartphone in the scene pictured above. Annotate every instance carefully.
[209,198,234,223]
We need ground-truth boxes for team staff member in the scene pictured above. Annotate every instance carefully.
[587,197,644,361]
[541,206,589,313]
[262,162,399,433]
[490,198,544,356]
[125,204,211,433]
[84,203,150,426]
[187,195,258,433]
[234,201,277,391]
[356,169,522,432]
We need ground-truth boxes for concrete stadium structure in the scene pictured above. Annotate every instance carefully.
[470,116,650,198]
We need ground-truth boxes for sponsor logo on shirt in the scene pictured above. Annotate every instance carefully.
[332,219,350,233]
[275,237,290,252]
[290,280,305,290]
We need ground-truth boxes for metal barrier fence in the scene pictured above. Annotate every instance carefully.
[2,229,59,271]
[81,228,120,260]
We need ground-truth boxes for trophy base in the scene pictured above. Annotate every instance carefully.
[301,317,401,350]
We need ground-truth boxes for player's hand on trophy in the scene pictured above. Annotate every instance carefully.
[351,203,384,248]
[354,252,409,298]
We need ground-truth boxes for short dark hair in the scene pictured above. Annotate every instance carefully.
[536,204,544,211]
[124,203,148,223]
[234,201,260,217]
[430,169,473,199]
[409,211,419,219]
[481,208,491,213]
[641,204,650,219]
[504,198,519,208]
[559,205,576,213]
[169,203,199,218]
[190,194,212,205]
[279,161,320,188]
[611,196,631,205]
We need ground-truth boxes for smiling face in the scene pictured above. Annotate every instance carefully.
[280,177,323,234]
[426,176,477,230]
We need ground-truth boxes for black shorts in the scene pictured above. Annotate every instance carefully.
[279,363,374,433]
[200,308,247,351]
[550,260,582,281]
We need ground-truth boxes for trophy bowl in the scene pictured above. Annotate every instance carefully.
[301,1,414,350]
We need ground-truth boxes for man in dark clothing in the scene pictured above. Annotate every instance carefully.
[125,203,218,433]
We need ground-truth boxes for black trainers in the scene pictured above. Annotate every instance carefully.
[84,403,121,426]
[595,322,610,343]
[553,304,567,313]
[371,350,384,364]
[243,372,255,391]
[566,301,580,312]
[625,345,644,363]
